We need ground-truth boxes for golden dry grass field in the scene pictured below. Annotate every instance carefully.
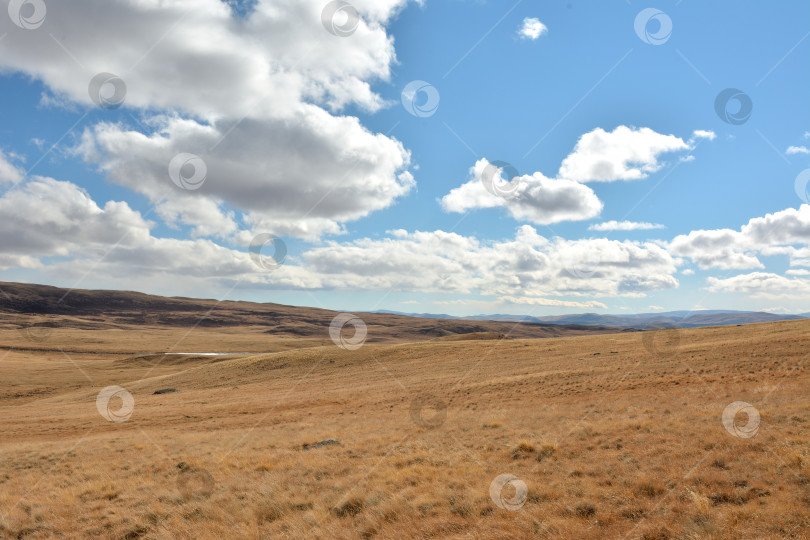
[1,313,809,539]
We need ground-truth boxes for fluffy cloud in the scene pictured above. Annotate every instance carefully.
[787,146,809,155]
[441,126,707,225]
[0,0,409,117]
[742,205,810,246]
[518,18,548,40]
[77,113,414,240]
[302,225,679,298]
[0,175,338,295]
[0,151,24,185]
[692,130,716,141]
[0,172,679,300]
[558,126,695,183]
[0,176,261,278]
[18,175,804,307]
[589,221,665,232]
[0,0,417,240]
[669,205,810,270]
[0,177,150,257]
[440,159,602,225]
[707,272,810,297]
[669,228,762,270]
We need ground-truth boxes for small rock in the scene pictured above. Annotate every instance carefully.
[153,388,178,395]
[303,439,341,451]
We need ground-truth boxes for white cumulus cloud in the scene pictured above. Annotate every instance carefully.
[691,130,716,141]
[518,18,548,40]
[558,126,694,183]
[670,205,810,272]
[441,159,602,225]
[0,151,24,185]
[441,125,706,225]
[0,0,419,241]
[707,272,810,297]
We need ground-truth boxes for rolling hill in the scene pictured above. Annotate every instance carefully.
[0,281,628,348]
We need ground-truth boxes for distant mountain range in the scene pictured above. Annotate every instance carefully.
[373,309,810,329]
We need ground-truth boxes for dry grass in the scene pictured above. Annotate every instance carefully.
[1,319,809,538]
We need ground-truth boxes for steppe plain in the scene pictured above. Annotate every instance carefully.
[0,283,808,539]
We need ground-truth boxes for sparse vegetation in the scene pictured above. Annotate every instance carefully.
[0,316,808,538]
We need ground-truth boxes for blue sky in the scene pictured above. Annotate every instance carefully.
[0,0,809,316]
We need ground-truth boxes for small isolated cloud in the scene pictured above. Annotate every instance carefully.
[589,220,665,232]
[787,145,810,155]
[786,268,810,276]
[692,130,716,141]
[648,305,665,311]
[518,18,548,40]
[441,158,603,225]
[682,268,695,276]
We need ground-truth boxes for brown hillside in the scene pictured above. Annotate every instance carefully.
[0,313,808,538]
